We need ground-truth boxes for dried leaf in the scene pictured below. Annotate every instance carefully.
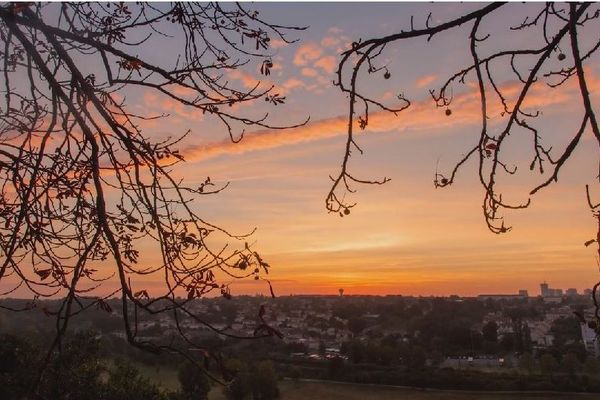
[35,269,52,280]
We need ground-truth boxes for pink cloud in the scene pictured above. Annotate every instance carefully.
[141,88,206,122]
[315,56,337,75]
[180,114,346,161]
[282,78,306,91]
[179,74,599,163]
[228,69,264,90]
[321,36,340,48]
[170,85,197,97]
[269,38,287,49]
[180,101,468,163]
[293,43,322,66]
[270,56,284,72]
[143,90,159,104]
[415,75,437,88]
[156,96,204,121]
[301,68,319,78]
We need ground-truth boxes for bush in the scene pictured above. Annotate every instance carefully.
[176,361,211,400]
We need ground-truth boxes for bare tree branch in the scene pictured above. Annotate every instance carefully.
[0,2,304,389]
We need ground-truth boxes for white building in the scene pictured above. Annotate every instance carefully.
[580,322,600,357]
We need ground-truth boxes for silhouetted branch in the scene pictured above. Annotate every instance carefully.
[0,1,305,390]
[332,2,598,230]
[332,0,600,334]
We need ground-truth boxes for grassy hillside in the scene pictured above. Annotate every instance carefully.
[215,380,600,400]
[135,364,599,400]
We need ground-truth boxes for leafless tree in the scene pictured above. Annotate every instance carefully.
[330,2,600,329]
[0,1,303,384]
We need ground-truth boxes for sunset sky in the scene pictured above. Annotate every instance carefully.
[5,2,599,299]
[137,2,600,297]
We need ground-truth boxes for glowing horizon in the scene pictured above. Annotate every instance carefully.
[2,2,599,300]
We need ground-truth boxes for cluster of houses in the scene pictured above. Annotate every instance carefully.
[478,282,598,357]
[107,285,599,361]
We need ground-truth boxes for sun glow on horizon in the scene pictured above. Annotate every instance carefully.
[1,2,599,301]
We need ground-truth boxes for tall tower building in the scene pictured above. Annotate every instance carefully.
[540,282,549,297]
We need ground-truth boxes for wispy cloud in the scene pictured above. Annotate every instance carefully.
[181,114,349,162]
[415,74,437,88]
[173,70,600,163]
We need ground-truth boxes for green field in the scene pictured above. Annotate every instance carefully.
[136,366,599,400]
[207,380,599,400]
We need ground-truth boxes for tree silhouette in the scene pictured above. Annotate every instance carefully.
[0,0,302,384]
[330,2,600,331]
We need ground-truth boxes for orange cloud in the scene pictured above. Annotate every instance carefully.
[293,43,322,66]
[416,74,437,88]
[182,114,348,161]
[321,36,340,48]
[228,69,265,90]
[269,38,287,49]
[282,78,306,91]
[180,100,472,163]
[170,84,198,97]
[179,73,600,163]
[315,56,337,75]
[301,68,319,77]
[156,96,204,121]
